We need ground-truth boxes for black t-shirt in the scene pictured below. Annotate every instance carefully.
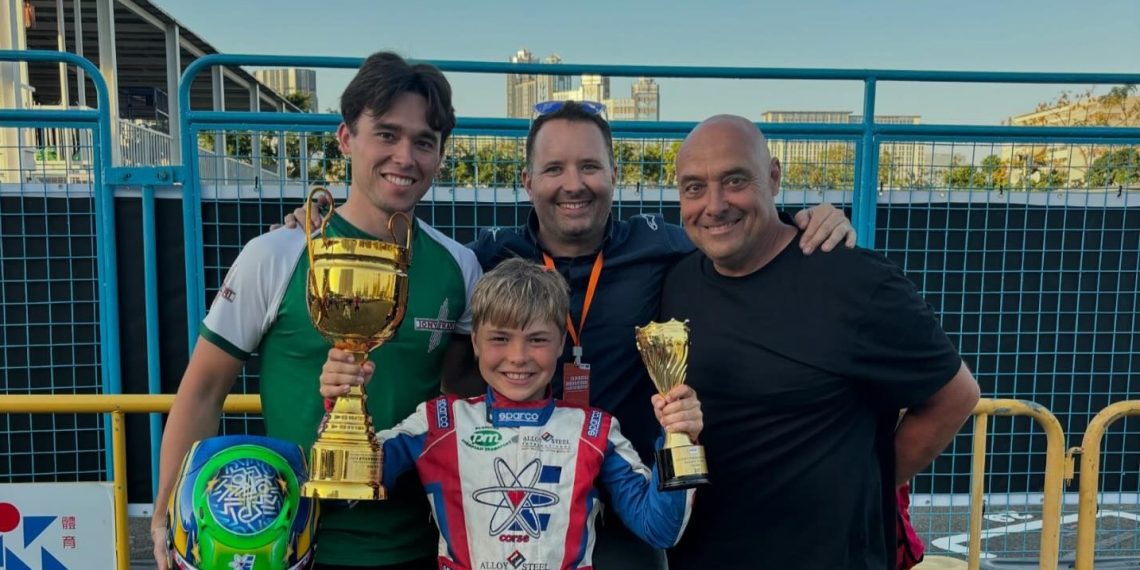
[660,235,962,570]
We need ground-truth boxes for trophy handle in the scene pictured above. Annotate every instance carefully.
[387,210,414,260]
[305,186,336,291]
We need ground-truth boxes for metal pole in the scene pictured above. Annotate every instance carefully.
[277,100,286,179]
[853,78,878,247]
[250,82,261,180]
[164,23,180,160]
[142,183,163,498]
[968,412,989,570]
[73,0,86,108]
[212,65,225,177]
[55,0,69,108]
[95,0,119,164]
[112,411,129,570]
[1074,401,1140,570]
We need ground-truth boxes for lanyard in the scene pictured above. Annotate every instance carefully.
[542,251,604,365]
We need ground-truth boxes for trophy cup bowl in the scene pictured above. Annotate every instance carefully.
[635,319,710,491]
[300,186,412,501]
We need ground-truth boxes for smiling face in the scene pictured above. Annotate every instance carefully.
[472,318,564,402]
[676,117,785,276]
[337,92,443,224]
[523,118,617,257]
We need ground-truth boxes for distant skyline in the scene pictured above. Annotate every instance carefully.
[153,0,1139,125]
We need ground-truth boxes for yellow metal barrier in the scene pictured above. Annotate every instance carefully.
[0,394,261,570]
[966,399,1068,570]
[0,395,1079,569]
[1070,400,1140,570]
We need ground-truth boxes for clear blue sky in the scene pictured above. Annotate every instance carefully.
[154,0,1139,125]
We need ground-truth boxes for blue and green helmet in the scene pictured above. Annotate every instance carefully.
[167,435,319,570]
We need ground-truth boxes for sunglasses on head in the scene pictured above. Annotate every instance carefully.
[532,100,607,119]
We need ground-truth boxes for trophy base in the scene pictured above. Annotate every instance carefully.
[302,480,386,501]
[656,445,710,491]
[305,408,385,501]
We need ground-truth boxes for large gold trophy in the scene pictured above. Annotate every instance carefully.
[301,186,412,501]
[635,319,710,491]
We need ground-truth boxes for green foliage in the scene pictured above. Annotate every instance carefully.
[1087,147,1140,188]
[781,144,856,190]
[285,91,315,113]
[945,154,1009,189]
[441,138,523,187]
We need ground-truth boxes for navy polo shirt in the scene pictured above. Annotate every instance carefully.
[468,211,694,462]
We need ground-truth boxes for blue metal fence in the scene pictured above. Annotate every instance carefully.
[0,50,120,481]
[3,49,1140,561]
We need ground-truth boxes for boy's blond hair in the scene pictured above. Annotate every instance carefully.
[470,258,569,332]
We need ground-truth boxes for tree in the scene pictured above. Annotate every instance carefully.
[878,149,898,189]
[662,141,682,186]
[1022,84,1140,186]
[640,143,664,185]
[1010,148,1065,191]
[615,141,642,185]
[945,154,1009,190]
[979,154,1009,189]
[820,144,855,190]
[1087,147,1140,188]
[285,91,315,113]
[944,155,978,189]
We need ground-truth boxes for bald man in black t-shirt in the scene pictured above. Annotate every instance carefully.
[661,116,980,570]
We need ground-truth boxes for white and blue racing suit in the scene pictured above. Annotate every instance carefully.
[377,388,694,570]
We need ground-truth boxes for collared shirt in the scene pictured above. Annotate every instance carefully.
[468,211,694,462]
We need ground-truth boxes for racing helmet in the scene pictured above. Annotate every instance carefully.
[167,435,318,570]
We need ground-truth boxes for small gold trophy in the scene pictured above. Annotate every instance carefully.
[301,186,412,501]
[635,319,710,491]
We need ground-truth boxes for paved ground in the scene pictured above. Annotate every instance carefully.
[125,506,1140,568]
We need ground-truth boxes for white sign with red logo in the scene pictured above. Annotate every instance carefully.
[0,483,117,570]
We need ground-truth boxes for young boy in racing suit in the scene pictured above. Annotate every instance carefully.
[319,258,701,570]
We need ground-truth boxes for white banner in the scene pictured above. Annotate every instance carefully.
[0,483,117,570]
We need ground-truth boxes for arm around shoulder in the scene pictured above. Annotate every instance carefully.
[894,362,980,485]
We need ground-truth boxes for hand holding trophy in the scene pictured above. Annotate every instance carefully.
[635,319,711,491]
[301,186,412,501]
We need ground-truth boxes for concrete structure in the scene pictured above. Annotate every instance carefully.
[0,0,302,180]
[762,110,927,189]
[254,67,317,111]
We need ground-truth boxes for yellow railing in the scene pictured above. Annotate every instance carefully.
[1069,400,1140,570]
[3,394,1133,569]
[0,394,261,570]
[966,399,1068,570]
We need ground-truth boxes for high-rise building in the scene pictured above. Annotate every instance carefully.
[629,78,660,121]
[253,68,318,111]
[506,50,660,121]
[546,54,573,93]
[506,49,541,119]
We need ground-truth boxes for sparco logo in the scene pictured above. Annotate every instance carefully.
[435,399,450,428]
[496,411,540,423]
[462,428,512,451]
[586,410,603,437]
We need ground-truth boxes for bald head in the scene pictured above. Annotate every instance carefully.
[678,115,772,168]
[674,114,790,277]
